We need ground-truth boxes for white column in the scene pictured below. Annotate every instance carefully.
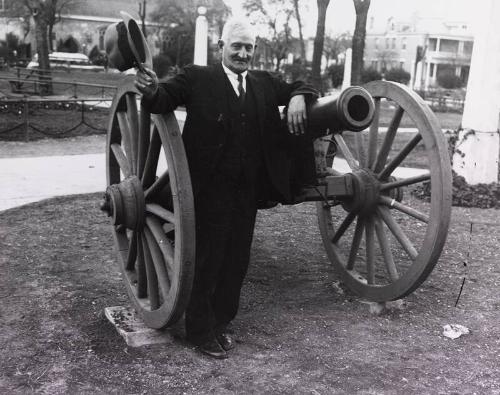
[193,6,208,66]
[453,0,500,184]
[341,48,352,90]
[424,61,431,90]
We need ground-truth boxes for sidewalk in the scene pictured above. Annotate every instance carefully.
[0,153,427,212]
[0,154,105,211]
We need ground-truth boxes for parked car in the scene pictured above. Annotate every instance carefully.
[27,52,104,71]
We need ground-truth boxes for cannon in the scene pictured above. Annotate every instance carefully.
[101,77,451,329]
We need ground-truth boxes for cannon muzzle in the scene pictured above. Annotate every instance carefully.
[308,86,375,134]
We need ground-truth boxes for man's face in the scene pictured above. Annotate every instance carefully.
[221,29,255,74]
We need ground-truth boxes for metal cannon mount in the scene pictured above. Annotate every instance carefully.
[101,78,452,329]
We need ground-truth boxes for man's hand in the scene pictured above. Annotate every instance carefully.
[134,65,159,100]
[287,95,307,135]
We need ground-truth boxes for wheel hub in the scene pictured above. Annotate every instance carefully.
[100,176,145,230]
[342,169,381,215]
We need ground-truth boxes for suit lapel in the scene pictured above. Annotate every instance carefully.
[247,71,266,135]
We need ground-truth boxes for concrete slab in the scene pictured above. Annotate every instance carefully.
[104,306,174,347]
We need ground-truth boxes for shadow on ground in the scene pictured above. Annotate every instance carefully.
[0,193,499,394]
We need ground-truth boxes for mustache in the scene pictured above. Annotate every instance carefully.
[231,55,251,62]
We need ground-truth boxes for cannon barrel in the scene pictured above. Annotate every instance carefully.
[307,86,375,134]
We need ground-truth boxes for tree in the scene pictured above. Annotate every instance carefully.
[292,0,306,62]
[45,0,74,52]
[311,0,330,92]
[150,0,229,67]
[243,0,295,72]
[323,32,351,66]
[351,0,370,85]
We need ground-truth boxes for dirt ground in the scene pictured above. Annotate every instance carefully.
[1,192,499,394]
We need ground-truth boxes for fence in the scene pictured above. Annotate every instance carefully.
[0,67,120,141]
[0,97,112,141]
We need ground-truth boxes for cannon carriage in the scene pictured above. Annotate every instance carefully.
[100,76,452,329]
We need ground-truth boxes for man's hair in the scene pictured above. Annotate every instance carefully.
[220,18,256,45]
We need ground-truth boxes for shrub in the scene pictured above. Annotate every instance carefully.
[88,45,107,66]
[384,67,411,84]
[57,36,79,53]
[153,54,174,79]
[326,64,344,88]
[437,70,463,89]
[361,67,382,83]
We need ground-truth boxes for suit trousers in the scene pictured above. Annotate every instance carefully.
[185,171,258,344]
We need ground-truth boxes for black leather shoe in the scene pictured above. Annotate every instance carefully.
[196,338,228,359]
[216,332,235,351]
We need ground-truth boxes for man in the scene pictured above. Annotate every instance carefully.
[135,18,318,359]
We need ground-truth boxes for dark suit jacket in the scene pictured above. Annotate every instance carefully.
[142,63,319,202]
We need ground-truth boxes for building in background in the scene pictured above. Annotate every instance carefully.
[364,14,473,89]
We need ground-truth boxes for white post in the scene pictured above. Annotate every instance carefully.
[341,48,352,90]
[194,6,208,66]
[453,0,500,184]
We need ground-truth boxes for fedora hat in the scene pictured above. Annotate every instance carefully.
[104,11,152,72]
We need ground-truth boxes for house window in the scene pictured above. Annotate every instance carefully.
[374,38,379,49]
[0,0,5,11]
[401,37,407,50]
[371,60,378,69]
[400,61,405,68]
[392,38,396,49]
[430,63,435,77]
[440,39,459,53]
[385,38,389,49]
[370,17,374,30]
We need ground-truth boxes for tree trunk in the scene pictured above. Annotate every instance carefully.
[351,0,370,86]
[48,23,54,52]
[293,0,306,62]
[33,12,52,95]
[311,0,330,92]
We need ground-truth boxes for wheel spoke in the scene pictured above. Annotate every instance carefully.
[125,231,138,271]
[379,195,429,223]
[145,216,174,280]
[367,97,380,168]
[110,143,132,178]
[373,105,404,172]
[142,126,161,188]
[377,206,418,260]
[116,112,134,173]
[334,134,359,170]
[373,213,399,281]
[380,173,430,190]
[141,233,160,310]
[126,93,139,174]
[355,133,367,168]
[332,212,356,244]
[145,171,170,200]
[146,203,176,225]
[365,216,376,284]
[136,231,147,298]
[347,217,364,270]
[137,105,151,179]
[143,226,171,298]
[379,133,422,180]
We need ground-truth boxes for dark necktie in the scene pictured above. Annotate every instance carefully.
[237,73,245,106]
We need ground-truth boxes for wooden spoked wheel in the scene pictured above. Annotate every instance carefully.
[316,81,452,301]
[103,77,195,328]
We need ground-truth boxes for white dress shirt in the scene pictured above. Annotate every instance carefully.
[221,63,247,97]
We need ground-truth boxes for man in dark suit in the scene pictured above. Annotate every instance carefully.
[136,18,318,359]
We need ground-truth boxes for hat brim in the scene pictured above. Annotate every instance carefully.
[120,11,152,69]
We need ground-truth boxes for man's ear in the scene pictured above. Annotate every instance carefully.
[218,39,224,49]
